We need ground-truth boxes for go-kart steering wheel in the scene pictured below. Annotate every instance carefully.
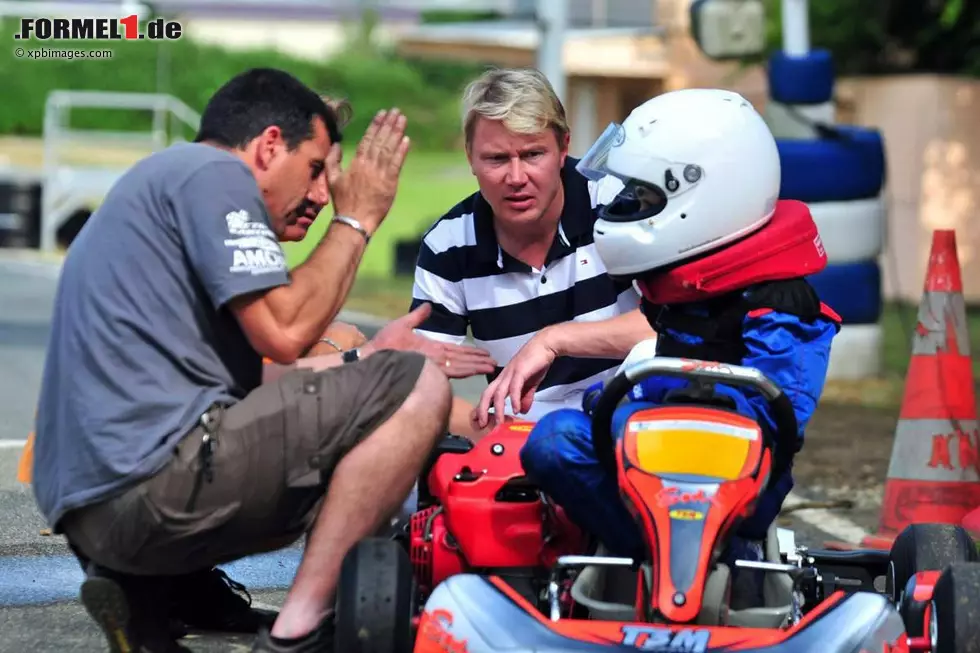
[590,357,800,489]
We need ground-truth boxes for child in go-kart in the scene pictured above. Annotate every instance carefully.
[519,88,841,608]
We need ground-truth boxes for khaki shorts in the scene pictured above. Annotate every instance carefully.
[60,349,426,576]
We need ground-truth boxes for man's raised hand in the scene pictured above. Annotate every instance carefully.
[326,109,411,235]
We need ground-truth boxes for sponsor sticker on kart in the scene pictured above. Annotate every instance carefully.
[620,625,710,652]
[668,509,704,521]
[657,487,716,508]
[417,609,469,653]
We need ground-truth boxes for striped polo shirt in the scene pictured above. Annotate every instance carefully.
[410,157,641,420]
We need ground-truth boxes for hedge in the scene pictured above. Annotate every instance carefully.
[0,17,486,151]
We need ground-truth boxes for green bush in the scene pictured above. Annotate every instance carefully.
[0,17,480,150]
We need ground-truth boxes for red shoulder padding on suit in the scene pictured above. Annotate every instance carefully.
[638,200,829,305]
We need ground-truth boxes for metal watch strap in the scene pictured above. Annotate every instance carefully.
[342,348,360,364]
[333,215,370,243]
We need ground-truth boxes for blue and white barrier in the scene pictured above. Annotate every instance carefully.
[764,0,887,380]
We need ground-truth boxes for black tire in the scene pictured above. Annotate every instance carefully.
[887,523,978,601]
[335,537,415,653]
[931,562,980,653]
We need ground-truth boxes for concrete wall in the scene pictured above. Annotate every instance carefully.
[835,75,980,304]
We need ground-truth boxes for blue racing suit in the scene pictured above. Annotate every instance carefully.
[519,288,839,580]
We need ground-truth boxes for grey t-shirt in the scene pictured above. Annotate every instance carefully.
[33,142,290,529]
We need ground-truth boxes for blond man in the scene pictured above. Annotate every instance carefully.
[410,67,657,439]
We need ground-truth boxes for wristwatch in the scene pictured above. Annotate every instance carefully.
[342,348,360,364]
[333,215,370,243]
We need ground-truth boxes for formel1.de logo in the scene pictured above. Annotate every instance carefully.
[14,15,182,41]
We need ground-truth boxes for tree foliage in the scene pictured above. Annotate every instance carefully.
[0,16,485,149]
[762,0,980,77]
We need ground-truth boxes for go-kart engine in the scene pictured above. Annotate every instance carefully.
[409,506,465,595]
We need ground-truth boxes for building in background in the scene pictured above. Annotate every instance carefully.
[393,0,766,156]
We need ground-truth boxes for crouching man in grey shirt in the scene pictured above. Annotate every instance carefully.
[32,68,492,653]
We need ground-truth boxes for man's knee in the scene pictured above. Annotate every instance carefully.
[520,408,593,479]
[410,357,452,409]
[399,356,452,433]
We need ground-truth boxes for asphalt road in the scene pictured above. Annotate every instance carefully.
[0,251,857,652]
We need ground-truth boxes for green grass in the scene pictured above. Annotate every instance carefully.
[282,150,477,276]
[880,303,980,377]
[808,303,980,408]
[343,273,417,319]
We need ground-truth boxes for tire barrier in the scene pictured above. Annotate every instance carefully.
[810,196,886,265]
[776,126,886,203]
[765,47,887,379]
[807,260,883,325]
[764,100,834,141]
[825,324,884,381]
[768,48,835,105]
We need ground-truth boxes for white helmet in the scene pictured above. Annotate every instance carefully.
[578,88,781,279]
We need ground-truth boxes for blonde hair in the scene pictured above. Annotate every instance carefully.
[461,67,569,151]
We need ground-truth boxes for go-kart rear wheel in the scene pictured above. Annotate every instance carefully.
[335,537,415,653]
[930,562,980,653]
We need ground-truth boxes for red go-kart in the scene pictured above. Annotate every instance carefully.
[333,357,980,652]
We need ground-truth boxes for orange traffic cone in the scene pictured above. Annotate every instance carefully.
[17,431,34,484]
[860,229,979,549]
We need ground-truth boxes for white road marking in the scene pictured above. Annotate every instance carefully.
[0,252,62,279]
[0,439,29,449]
[783,491,870,544]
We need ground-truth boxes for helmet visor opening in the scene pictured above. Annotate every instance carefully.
[599,180,668,223]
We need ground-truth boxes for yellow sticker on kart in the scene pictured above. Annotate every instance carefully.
[628,419,759,481]
[668,509,704,521]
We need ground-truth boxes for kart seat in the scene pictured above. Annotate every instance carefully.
[569,525,795,627]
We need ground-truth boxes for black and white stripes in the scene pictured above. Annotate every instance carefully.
[410,158,640,419]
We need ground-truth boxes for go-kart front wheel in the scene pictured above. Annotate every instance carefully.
[335,537,415,653]
[931,562,980,653]
[887,523,978,638]
[887,523,978,602]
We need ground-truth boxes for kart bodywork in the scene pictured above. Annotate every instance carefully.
[413,574,906,652]
[335,357,980,652]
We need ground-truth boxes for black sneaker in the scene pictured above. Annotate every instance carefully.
[80,567,191,653]
[169,568,278,634]
[250,614,335,652]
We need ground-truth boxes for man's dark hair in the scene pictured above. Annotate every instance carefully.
[194,68,342,149]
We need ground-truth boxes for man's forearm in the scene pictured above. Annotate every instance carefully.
[264,221,367,351]
[543,308,656,359]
